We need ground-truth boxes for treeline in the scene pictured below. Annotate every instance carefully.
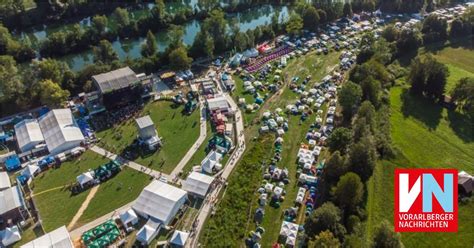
[303,30,402,246]
[379,0,464,13]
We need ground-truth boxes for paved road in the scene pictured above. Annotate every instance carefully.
[170,100,208,179]
[187,68,246,247]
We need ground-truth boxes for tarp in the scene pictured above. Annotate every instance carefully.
[5,155,20,171]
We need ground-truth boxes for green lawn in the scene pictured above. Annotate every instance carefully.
[31,150,110,232]
[366,86,474,247]
[75,167,152,228]
[430,46,474,93]
[180,122,212,179]
[97,101,200,173]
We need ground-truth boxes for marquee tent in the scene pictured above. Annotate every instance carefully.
[14,119,44,153]
[38,109,85,155]
[21,226,73,248]
[170,230,189,247]
[133,180,187,225]
[0,225,21,246]
[182,172,214,198]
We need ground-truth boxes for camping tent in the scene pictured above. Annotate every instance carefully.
[133,180,187,225]
[182,172,214,198]
[21,226,73,248]
[0,225,21,246]
[170,230,189,247]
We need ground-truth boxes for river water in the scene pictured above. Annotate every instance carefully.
[15,1,290,71]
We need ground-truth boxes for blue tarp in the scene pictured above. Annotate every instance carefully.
[17,175,28,185]
[5,155,21,171]
[38,156,55,168]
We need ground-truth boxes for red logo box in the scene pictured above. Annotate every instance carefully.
[394,168,458,232]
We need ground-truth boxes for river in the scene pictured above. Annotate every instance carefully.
[16,2,289,71]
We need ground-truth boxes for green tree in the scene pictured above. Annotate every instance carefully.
[381,24,399,42]
[0,55,24,103]
[286,13,304,37]
[92,15,108,35]
[343,3,353,17]
[408,55,448,100]
[397,29,422,53]
[202,9,228,53]
[169,46,192,70]
[309,230,341,248]
[36,79,70,107]
[141,30,158,57]
[93,40,118,64]
[323,151,349,185]
[305,202,346,240]
[303,6,320,32]
[451,77,474,119]
[334,172,364,212]
[349,136,377,182]
[422,14,448,43]
[372,220,404,248]
[338,81,363,121]
[0,24,12,55]
[327,128,352,154]
[114,7,130,29]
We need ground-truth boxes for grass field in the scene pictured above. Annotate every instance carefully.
[31,151,110,231]
[366,86,474,247]
[180,122,212,178]
[75,167,152,228]
[97,101,200,173]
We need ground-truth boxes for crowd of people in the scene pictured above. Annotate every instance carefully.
[90,103,143,131]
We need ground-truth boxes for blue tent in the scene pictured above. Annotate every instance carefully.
[5,155,21,171]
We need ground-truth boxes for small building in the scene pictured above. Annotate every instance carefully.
[169,230,189,247]
[135,115,161,150]
[0,172,10,190]
[0,186,26,226]
[20,226,73,248]
[133,180,187,225]
[14,119,44,153]
[207,96,230,115]
[182,172,214,198]
[38,109,85,156]
[201,151,222,174]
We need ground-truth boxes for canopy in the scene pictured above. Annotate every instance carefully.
[182,172,214,198]
[21,226,73,248]
[0,226,21,246]
[77,171,95,186]
[170,230,189,247]
[119,208,139,226]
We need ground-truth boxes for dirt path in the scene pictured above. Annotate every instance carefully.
[67,185,100,230]
[30,185,66,198]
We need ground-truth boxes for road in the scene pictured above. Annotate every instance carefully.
[187,68,246,247]
[170,100,208,179]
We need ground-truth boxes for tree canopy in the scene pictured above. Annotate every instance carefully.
[286,13,304,37]
[334,172,364,212]
[338,81,363,121]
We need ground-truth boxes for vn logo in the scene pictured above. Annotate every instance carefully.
[394,169,458,232]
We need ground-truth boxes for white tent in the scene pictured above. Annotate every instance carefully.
[76,171,95,187]
[136,219,161,245]
[0,225,21,246]
[0,172,11,190]
[22,164,40,178]
[201,151,222,174]
[133,180,187,225]
[119,208,139,228]
[170,230,189,247]
[0,186,23,216]
[182,172,214,198]
[14,119,44,153]
[21,226,73,248]
[38,109,85,155]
